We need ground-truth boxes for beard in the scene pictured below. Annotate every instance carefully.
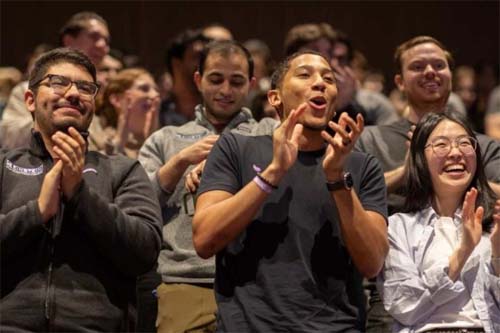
[35,100,93,136]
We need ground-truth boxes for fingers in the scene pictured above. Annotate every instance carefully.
[474,206,484,227]
[47,160,64,179]
[290,124,303,146]
[325,112,363,148]
[463,188,478,220]
[283,103,307,139]
[52,129,84,173]
[185,168,202,193]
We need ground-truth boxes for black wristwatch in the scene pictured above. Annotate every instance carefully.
[326,172,353,191]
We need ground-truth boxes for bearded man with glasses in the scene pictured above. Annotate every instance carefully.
[0,48,162,331]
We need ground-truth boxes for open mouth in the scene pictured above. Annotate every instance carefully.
[443,164,466,174]
[309,96,327,110]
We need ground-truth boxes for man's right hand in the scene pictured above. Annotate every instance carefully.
[178,135,219,167]
[38,160,63,224]
[266,103,305,180]
[158,135,218,194]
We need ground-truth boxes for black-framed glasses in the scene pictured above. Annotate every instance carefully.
[30,74,100,98]
[425,135,478,157]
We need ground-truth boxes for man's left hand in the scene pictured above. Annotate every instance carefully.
[51,127,86,199]
[321,112,364,180]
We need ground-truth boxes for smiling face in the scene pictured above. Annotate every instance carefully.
[122,73,159,135]
[395,42,451,107]
[26,62,95,135]
[425,119,477,199]
[194,51,251,124]
[269,53,337,131]
[64,19,110,66]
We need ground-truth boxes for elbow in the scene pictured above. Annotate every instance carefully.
[362,241,389,279]
[193,235,216,259]
[361,263,384,279]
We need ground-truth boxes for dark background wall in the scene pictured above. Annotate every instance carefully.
[1,0,499,89]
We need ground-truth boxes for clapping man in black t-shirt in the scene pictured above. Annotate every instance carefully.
[192,51,389,332]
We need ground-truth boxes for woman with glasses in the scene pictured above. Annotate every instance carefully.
[379,110,500,333]
[95,68,160,159]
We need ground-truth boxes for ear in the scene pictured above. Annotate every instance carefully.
[267,89,283,119]
[394,74,405,92]
[194,71,202,92]
[25,89,36,114]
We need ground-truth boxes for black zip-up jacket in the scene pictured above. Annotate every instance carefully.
[0,132,162,332]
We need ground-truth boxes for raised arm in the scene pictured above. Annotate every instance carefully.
[193,105,305,259]
[321,112,388,278]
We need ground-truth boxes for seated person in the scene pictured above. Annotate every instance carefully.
[95,68,160,158]
[379,110,500,333]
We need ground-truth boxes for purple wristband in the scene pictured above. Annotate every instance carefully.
[253,175,273,193]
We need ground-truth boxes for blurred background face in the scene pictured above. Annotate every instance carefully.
[97,54,123,87]
[300,38,333,61]
[331,42,350,67]
[118,73,159,135]
[453,67,477,109]
[425,119,476,199]
[196,51,251,123]
[396,42,451,105]
[65,19,110,66]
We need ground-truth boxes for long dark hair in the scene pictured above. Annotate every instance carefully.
[403,110,496,231]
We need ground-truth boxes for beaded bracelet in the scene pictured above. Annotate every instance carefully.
[253,176,273,193]
[257,173,278,189]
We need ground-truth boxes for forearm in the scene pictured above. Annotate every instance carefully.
[157,153,190,193]
[332,189,388,278]
[0,200,46,257]
[384,166,405,193]
[68,176,162,276]
[492,258,500,276]
[447,247,473,281]
[193,166,284,259]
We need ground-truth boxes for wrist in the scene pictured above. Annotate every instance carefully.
[261,164,285,187]
[457,245,473,264]
[325,169,344,182]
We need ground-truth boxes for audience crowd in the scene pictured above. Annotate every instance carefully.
[0,11,499,333]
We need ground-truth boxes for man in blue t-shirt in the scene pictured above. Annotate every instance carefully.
[193,51,389,332]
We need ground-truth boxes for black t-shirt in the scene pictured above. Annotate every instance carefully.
[198,133,387,332]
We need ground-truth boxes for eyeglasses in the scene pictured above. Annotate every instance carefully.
[425,135,477,157]
[30,74,100,98]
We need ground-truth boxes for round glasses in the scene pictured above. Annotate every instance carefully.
[425,135,477,157]
[30,74,100,99]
